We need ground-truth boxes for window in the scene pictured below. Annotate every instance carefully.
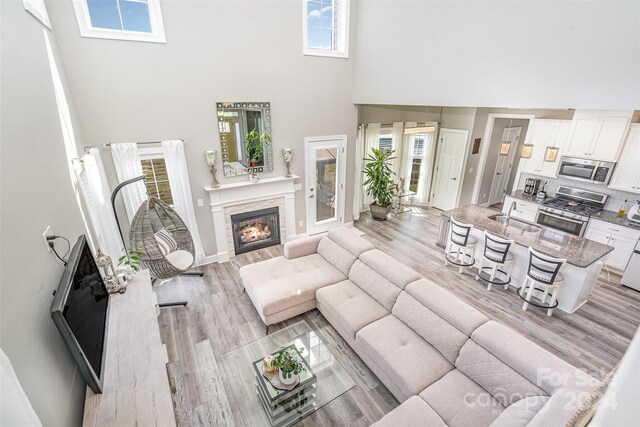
[140,157,173,205]
[378,135,393,155]
[407,135,426,192]
[71,0,166,43]
[303,0,350,58]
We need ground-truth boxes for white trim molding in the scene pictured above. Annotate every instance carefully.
[204,175,299,262]
[71,0,166,43]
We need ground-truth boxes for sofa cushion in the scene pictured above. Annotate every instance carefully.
[489,395,550,427]
[349,260,401,311]
[455,339,547,407]
[316,280,388,338]
[420,369,504,427]
[371,395,446,427]
[240,254,345,318]
[471,321,599,396]
[356,315,453,399]
[317,237,358,276]
[359,249,421,290]
[392,291,470,363]
[283,234,323,259]
[326,227,375,257]
[405,279,488,336]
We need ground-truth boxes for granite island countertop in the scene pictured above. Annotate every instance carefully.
[591,209,640,231]
[442,205,614,268]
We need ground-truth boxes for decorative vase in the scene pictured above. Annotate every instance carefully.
[278,369,297,385]
[370,203,392,221]
[263,356,275,374]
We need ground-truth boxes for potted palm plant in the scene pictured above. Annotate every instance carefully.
[244,129,272,182]
[363,148,396,220]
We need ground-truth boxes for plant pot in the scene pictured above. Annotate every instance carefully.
[278,369,298,385]
[370,203,392,221]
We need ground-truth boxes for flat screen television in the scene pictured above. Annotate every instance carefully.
[50,235,109,393]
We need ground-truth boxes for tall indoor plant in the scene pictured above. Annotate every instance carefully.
[244,129,272,179]
[363,148,396,220]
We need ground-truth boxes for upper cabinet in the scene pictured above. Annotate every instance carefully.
[609,124,640,194]
[564,110,632,161]
[517,119,570,178]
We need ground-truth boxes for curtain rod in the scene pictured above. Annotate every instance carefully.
[83,139,185,153]
[361,122,441,127]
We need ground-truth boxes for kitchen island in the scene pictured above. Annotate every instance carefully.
[440,205,614,314]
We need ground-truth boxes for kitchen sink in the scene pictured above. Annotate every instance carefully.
[488,214,542,233]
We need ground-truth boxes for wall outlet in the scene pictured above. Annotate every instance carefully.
[482,193,486,199]
[294,183,302,191]
[298,220,304,228]
[42,226,53,252]
[197,198,204,207]
[468,167,474,174]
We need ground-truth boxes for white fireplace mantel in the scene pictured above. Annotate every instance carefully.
[205,175,299,262]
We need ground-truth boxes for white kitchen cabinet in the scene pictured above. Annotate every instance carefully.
[609,124,640,194]
[564,111,632,161]
[585,218,640,272]
[503,196,539,222]
[516,119,570,180]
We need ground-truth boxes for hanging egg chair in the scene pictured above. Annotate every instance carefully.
[129,197,195,280]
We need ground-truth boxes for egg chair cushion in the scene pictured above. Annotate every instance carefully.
[164,250,194,270]
[155,229,178,255]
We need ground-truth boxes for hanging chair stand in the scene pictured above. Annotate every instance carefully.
[111,175,204,308]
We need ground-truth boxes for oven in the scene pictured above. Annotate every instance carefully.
[557,157,616,185]
[536,210,588,236]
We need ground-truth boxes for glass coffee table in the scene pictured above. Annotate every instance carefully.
[219,321,356,427]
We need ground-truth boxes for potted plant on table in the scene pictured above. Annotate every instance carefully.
[363,148,397,220]
[271,347,306,386]
[244,129,272,182]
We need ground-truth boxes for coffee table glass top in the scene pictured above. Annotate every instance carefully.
[219,321,356,427]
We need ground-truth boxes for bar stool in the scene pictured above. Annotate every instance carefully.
[475,231,515,291]
[444,218,477,274]
[518,248,566,316]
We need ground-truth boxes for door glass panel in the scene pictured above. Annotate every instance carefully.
[315,147,337,222]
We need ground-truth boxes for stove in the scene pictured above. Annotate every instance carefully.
[536,186,608,236]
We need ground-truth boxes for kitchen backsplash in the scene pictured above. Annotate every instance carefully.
[517,173,640,213]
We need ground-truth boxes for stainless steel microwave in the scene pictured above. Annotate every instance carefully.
[556,156,616,185]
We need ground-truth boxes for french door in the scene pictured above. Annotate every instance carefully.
[305,135,347,235]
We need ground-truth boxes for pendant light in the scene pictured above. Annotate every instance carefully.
[544,109,565,162]
[500,117,514,156]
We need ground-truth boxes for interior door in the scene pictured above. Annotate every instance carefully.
[431,128,469,211]
[488,127,521,205]
[305,136,346,235]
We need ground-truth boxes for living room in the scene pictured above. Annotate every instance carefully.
[1,0,639,426]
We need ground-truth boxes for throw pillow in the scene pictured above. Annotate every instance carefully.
[155,229,178,256]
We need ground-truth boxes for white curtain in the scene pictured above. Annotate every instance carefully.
[363,123,381,207]
[1,348,42,427]
[391,122,404,178]
[353,125,365,221]
[161,140,205,265]
[421,123,439,205]
[398,121,417,187]
[75,148,124,259]
[111,143,146,222]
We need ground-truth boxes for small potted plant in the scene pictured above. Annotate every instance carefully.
[271,347,306,386]
[244,129,272,182]
[363,148,397,220]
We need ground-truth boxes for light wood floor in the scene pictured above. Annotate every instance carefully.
[155,206,640,426]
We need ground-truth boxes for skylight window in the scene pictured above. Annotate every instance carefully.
[72,0,166,43]
[303,0,349,58]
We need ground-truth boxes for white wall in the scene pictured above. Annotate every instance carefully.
[47,0,358,257]
[1,1,89,424]
[353,1,640,109]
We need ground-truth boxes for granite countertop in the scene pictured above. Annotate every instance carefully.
[591,209,640,231]
[441,205,614,268]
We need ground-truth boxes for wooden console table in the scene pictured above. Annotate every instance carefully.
[83,270,176,426]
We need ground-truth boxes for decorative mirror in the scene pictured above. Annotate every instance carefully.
[216,102,273,177]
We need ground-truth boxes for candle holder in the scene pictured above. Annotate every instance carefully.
[205,150,221,188]
[282,148,293,178]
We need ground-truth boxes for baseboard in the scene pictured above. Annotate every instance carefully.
[196,254,218,267]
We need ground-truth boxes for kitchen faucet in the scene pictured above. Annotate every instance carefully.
[505,201,517,223]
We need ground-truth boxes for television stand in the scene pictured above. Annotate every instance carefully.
[83,269,176,426]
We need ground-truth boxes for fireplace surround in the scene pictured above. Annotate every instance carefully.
[231,207,281,254]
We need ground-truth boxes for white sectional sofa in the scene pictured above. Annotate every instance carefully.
[239,228,599,426]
